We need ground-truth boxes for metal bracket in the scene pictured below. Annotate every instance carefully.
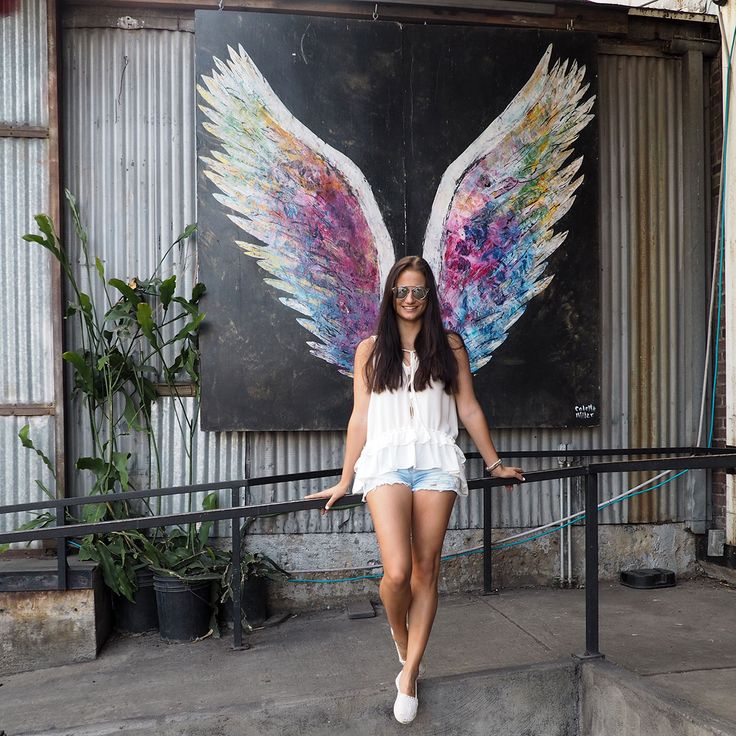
[572,652,605,662]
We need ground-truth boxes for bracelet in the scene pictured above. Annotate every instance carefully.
[485,459,502,473]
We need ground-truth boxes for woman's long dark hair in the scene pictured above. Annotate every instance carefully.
[365,256,459,395]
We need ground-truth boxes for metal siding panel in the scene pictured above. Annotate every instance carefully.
[150,398,246,538]
[62,26,197,495]
[0,0,48,127]
[0,415,54,547]
[62,27,196,367]
[600,53,695,523]
[0,138,53,404]
[599,54,631,523]
[247,431,354,534]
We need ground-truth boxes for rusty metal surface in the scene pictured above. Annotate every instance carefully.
[47,0,66,502]
[599,52,704,523]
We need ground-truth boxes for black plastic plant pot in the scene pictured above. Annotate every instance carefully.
[221,576,268,628]
[113,566,159,633]
[243,576,268,625]
[153,573,213,641]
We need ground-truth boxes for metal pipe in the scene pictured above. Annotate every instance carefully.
[3,453,736,546]
[56,502,67,590]
[584,471,601,658]
[559,476,565,587]
[566,476,572,587]
[5,447,734,516]
[231,484,244,650]
[482,483,495,594]
[558,443,568,587]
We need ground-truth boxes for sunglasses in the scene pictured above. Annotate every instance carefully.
[392,286,430,301]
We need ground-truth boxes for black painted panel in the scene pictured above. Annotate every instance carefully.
[196,12,599,430]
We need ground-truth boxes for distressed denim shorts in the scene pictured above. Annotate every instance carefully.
[362,467,461,500]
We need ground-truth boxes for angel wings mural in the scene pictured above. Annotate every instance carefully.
[195,14,599,430]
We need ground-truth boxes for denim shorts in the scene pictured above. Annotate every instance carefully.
[362,467,461,500]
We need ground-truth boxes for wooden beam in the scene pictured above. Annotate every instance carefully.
[61,0,629,35]
[154,383,197,397]
[0,405,56,416]
[0,126,49,138]
[48,0,66,506]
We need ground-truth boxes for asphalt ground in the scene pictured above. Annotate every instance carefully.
[2,576,736,735]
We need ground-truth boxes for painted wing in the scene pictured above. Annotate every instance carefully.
[198,46,394,376]
[423,45,595,373]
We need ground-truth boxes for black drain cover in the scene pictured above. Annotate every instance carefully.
[620,568,676,589]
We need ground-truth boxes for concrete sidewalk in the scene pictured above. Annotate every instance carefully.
[2,576,736,735]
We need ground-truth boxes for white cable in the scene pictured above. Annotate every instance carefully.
[288,560,385,574]
[477,470,673,546]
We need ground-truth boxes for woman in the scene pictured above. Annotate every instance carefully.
[305,255,524,724]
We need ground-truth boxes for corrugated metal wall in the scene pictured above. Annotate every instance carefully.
[63,27,196,295]
[60,14,707,536]
[0,139,53,404]
[62,23,198,502]
[0,0,55,544]
[598,51,705,524]
[0,415,55,533]
[0,0,48,127]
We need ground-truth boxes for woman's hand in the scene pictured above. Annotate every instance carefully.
[491,464,525,491]
[304,484,349,515]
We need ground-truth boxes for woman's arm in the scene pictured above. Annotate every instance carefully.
[449,333,524,484]
[304,337,373,512]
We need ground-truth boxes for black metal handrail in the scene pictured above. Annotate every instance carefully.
[1,447,735,654]
[3,446,730,516]
[2,446,731,516]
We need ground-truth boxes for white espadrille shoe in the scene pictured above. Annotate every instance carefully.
[390,629,426,676]
[393,671,419,724]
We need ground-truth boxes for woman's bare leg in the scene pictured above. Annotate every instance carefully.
[365,484,414,659]
[400,490,456,694]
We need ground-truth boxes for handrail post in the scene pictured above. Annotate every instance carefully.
[56,501,68,590]
[231,483,249,650]
[582,469,603,659]
[482,472,497,595]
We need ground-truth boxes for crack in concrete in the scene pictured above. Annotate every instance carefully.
[476,594,555,653]
[643,664,736,677]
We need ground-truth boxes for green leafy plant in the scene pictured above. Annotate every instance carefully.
[6,190,207,602]
[219,531,289,606]
[148,491,230,581]
[0,427,58,553]
[79,530,162,602]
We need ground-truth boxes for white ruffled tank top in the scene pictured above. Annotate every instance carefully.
[352,343,468,499]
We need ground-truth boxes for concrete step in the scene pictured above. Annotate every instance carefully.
[15,660,578,736]
[13,659,736,736]
[584,660,736,736]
